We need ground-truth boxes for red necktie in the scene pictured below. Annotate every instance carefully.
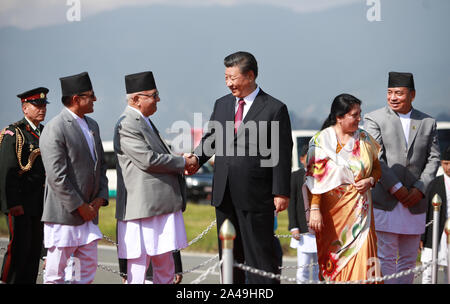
[234,98,245,134]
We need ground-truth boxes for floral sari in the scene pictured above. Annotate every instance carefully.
[304,127,382,283]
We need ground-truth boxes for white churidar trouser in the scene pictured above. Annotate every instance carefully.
[376,231,420,284]
[127,251,174,284]
[44,240,98,284]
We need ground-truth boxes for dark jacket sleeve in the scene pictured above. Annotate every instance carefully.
[0,127,23,211]
[173,250,183,274]
[194,101,218,167]
[271,104,293,197]
[288,170,299,231]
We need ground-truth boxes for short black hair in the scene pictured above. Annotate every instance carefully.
[61,95,72,106]
[224,51,258,79]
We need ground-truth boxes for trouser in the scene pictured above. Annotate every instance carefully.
[376,231,420,284]
[1,214,43,284]
[118,250,182,282]
[215,187,280,284]
[44,240,98,284]
[296,251,319,283]
[126,251,174,284]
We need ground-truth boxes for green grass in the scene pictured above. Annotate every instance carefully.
[0,199,297,256]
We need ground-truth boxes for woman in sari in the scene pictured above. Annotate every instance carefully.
[305,94,383,283]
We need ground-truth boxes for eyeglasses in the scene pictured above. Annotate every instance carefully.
[138,91,159,99]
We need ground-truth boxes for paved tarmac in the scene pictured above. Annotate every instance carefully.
[0,238,447,284]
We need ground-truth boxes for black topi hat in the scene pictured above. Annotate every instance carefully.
[60,72,93,97]
[125,71,156,94]
[17,87,50,105]
[442,145,450,161]
[388,72,415,91]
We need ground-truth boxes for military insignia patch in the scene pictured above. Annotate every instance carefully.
[5,130,14,136]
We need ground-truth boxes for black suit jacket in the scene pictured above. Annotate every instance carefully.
[194,89,293,212]
[421,175,448,248]
[288,168,309,233]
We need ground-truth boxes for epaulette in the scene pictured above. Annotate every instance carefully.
[0,126,15,146]
[12,120,25,127]
[0,123,40,175]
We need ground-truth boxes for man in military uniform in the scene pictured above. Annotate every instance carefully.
[0,87,49,284]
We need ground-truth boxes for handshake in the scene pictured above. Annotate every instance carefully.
[183,153,200,176]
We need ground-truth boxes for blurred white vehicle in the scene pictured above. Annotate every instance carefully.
[102,141,117,198]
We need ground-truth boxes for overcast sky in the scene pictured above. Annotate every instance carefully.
[0,0,360,29]
[1,0,448,142]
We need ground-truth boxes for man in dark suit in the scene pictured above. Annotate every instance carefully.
[0,87,49,284]
[420,145,450,283]
[189,51,293,284]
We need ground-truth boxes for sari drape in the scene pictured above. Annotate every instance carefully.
[304,127,382,283]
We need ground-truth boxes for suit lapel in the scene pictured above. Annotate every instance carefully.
[242,90,267,123]
[128,107,169,154]
[62,108,95,166]
[407,108,422,152]
[386,106,408,148]
[148,118,171,154]
[84,117,99,168]
[236,90,267,137]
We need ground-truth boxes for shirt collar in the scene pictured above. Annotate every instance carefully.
[397,110,412,119]
[65,107,83,120]
[235,86,260,105]
[24,116,40,131]
[128,105,149,119]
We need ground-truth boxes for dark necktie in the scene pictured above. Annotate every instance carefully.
[234,98,245,134]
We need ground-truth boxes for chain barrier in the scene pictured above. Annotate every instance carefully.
[275,219,433,239]
[191,260,222,284]
[178,254,219,275]
[0,218,440,283]
[234,257,445,284]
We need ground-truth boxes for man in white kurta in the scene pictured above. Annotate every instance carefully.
[114,71,193,284]
[364,72,440,284]
[40,72,109,284]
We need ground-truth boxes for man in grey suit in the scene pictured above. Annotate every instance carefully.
[40,72,109,284]
[364,72,440,283]
[114,71,194,284]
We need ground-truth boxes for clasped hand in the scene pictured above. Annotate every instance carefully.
[77,198,106,222]
[394,186,423,208]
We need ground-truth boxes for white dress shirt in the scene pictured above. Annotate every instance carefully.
[235,86,260,119]
[66,108,96,161]
[24,116,41,135]
[374,110,426,235]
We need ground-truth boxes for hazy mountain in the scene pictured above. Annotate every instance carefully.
[1,0,449,141]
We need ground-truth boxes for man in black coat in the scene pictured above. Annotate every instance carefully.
[420,145,450,283]
[0,87,49,283]
[190,51,293,284]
